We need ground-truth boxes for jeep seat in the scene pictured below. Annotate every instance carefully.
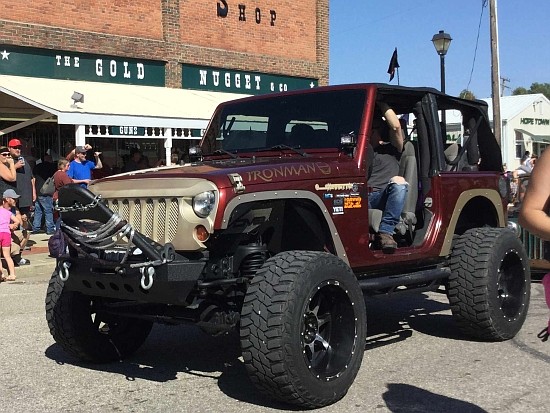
[288,123,316,148]
[368,140,418,236]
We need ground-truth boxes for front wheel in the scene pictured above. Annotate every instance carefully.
[45,271,153,362]
[447,228,531,341]
[240,251,367,408]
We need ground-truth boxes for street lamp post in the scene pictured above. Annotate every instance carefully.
[431,30,452,138]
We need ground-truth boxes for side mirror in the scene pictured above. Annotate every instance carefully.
[340,131,356,157]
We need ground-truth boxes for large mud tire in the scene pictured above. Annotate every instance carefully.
[447,228,531,341]
[45,271,153,362]
[240,251,366,408]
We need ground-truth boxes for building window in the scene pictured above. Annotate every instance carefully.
[515,130,524,159]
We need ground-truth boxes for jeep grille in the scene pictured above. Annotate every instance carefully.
[104,198,180,244]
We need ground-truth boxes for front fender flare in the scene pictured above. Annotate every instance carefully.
[221,190,350,266]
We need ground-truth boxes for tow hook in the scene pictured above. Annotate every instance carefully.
[140,266,155,290]
[58,260,71,282]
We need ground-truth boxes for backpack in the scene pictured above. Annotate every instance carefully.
[48,228,66,258]
[40,176,55,196]
[538,273,550,342]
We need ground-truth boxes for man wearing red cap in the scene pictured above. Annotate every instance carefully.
[7,138,35,265]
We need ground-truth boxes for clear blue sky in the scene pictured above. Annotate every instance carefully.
[329,0,550,99]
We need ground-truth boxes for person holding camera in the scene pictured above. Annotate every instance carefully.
[65,143,102,187]
[0,145,17,193]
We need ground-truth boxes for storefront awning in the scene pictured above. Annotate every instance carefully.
[0,75,249,133]
[516,129,550,143]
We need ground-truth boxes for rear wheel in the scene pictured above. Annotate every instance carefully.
[447,228,530,340]
[45,271,153,362]
[240,251,366,408]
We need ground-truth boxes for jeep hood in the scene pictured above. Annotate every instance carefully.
[90,155,345,195]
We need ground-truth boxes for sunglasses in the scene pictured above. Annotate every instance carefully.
[0,153,9,156]
[10,146,22,149]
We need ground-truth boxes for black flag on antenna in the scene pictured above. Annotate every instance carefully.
[387,48,399,82]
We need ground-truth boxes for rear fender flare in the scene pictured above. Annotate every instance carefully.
[440,189,505,256]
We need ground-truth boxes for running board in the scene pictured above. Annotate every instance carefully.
[358,267,451,296]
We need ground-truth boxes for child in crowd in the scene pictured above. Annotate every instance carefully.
[10,206,31,266]
[0,189,22,282]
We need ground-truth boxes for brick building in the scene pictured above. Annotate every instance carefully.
[0,0,328,169]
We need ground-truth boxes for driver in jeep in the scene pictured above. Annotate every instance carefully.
[367,102,408,252]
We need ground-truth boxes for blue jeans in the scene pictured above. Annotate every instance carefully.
[368,182,408,235]
[33,195,55,234]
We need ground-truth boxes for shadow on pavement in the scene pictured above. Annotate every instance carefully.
[365,290,473,349]
[382,383,488,412]
[45,324,297,410]
[43,289,491,409]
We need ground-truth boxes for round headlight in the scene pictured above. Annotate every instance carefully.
[193,191,216,218]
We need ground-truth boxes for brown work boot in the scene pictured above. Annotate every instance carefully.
[378,232,397,253]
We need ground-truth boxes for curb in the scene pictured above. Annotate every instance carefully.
[14,253,56,279]
[9,233,57,280]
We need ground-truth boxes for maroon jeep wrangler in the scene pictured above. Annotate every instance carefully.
[46,84,530,408]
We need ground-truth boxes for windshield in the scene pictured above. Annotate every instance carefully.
[201,89,366,155]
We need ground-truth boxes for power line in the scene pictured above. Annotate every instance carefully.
[465,0,488,92]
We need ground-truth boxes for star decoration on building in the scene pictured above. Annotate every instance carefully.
[1,50,10,60]
[310,82,315,88]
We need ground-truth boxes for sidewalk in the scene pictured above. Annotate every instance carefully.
[11,232,56,280]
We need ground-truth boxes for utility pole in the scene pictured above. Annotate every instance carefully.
[490,0,502,147]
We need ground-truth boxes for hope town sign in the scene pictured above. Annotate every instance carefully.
[520,117,550,126]
[0,45,165,86]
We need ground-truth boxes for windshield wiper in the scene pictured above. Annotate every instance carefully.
[222,116,236,139]
[210,149,239,159]
[261,144,309,157]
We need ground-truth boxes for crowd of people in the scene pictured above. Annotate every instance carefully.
[0,139,103,283]
[0,138,35,282]
[0,138,192,282]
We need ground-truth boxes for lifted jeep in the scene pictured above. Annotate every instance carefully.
[46,84,530,409]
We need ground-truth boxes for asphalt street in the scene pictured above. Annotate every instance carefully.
[0,271,549,413]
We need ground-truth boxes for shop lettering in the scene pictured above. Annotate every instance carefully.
[184,64,317,94]
[118,126,139,135]
[200,70,261,91]
[55,55,80,68]
[199,69,293,93]
[55,54,146,80]
[96,60,145,80]
[270,82,288,92]
[217,1,277,26]
[520,117,550,126]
